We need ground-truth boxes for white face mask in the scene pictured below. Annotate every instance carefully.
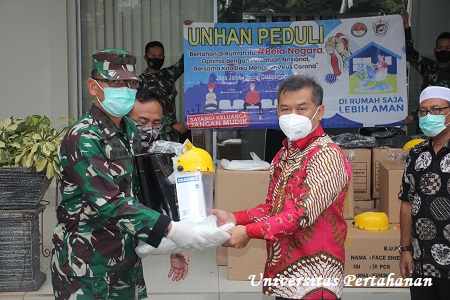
[278,106,320,142]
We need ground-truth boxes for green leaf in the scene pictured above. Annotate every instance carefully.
[35,157,47,172]
[44,142,56,153]
[42,143,51,156]
[46,162,55,180]
[25,151,35,167]
[14,153,24,165]
[32,133,41,141]
[10,142,22,148]
[3,118,12,127]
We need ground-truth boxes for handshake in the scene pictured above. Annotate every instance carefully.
[136,215,234,257]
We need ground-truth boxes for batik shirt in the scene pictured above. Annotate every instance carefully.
[139,55,184,142]
[405,28,450,91]
[233,125,352,299]
[398,139,450,279]
[51,105,171,282]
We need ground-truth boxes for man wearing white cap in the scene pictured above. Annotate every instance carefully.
[398,86,450,300]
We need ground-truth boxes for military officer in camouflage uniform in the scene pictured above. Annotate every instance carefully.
[139,41,188,142]
[128,88,163,152]
[51,48,206,300]
[401,11,450,125]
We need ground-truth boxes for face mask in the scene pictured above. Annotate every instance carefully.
[146,56,164,70]
[278,107,320,142]
[435,50,450,63]
[419,113,449,137]
[96,82,137,117]
[137,125,161,151]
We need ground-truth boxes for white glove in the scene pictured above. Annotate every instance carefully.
[135,239,182,258]
[194,215,234,248]
[167,220,208,251]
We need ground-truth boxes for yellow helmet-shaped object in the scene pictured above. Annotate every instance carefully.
[176,147,215,173]
[352,212,389,231]
[402,138,426,152]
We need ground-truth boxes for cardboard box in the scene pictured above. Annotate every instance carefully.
[227,239,267,280]
[344,176,354,220]
[345,221,403,287]
[215,165,355,266]
[214,167,270,266]
[379,161,404,224]
[372,148,404,198]
[343,149,371,200]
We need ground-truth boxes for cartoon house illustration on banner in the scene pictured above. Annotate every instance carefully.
[345,42,401,94]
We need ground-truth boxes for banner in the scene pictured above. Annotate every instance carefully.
[183,15,407,129]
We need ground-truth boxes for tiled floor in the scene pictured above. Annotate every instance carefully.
[0,188,410,299]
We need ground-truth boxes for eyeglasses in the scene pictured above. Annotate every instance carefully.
[93,78,139,89]
[129,116,162,129]
[417,106,450,117]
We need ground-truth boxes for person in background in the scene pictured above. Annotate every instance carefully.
[213,75,352,300]
[51,48,207,300]
[401,11,450,126]
[128,88,163,152]
[398,86,450,300]
[139,19,192,142]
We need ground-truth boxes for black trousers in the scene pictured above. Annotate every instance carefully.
[410,274,450,300]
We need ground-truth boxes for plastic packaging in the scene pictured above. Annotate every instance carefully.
[147,140,184,155]
[331,133,377,149]
[219,152,270,170]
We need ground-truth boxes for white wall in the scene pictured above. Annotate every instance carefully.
[0,0,75,122]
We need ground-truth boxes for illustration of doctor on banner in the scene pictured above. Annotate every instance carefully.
[183,15,407,129]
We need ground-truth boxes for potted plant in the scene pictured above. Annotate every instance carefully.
[0,115,69,209]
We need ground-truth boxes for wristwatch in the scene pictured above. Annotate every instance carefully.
[398,245,412,254]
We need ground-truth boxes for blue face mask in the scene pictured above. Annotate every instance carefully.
[419,113,449,137]
[96,82,137,117]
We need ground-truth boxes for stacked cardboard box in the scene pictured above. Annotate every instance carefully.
[345,221,403,287]
[214,167,270,266]
[215,164,356,278]
[378,160,404,224]
[371,147,404,199]
[342,149,371,200]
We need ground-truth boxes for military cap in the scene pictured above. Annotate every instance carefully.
[92,48,141,81]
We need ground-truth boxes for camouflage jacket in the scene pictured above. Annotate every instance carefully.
[51,104,171,278]
[405,28,450,90]
[139,55,184,142]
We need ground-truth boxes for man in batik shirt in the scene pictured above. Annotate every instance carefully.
[214,75,352,299]
[399,86,450,300]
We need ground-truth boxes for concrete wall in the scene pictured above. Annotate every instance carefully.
[0,0,77,122]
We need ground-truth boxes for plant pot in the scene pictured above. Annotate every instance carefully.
[0,167,52,209]
[0,205,47,292]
